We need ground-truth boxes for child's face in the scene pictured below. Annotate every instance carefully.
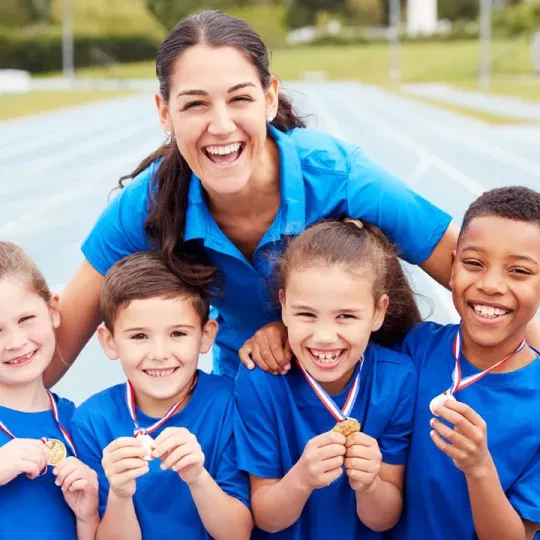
[0,278,60,387]
[280,264,387,394]
[451,216,540,350]
[98,295,217,412]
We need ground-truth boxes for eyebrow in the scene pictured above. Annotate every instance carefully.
[176,82,255,99]
[290,304,364,313]
[123,324,195,333]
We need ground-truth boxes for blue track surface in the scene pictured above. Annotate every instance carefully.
[1,82,539,403]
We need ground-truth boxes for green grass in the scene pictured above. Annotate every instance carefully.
[0,90,136,121]
[6,40,538,121]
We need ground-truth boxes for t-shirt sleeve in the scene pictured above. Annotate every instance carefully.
[346,147,453,265]
[378,361,418,466]
[81,166,156,276]
[70,415,109,518]
[214,398,251,509]
[508,447,540,523]
[234,366,283,479]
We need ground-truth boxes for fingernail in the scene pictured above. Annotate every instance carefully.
[55,480,60,486]
[429,419,435,427]
[429,430,435,437]
[248,363,254,369]
[160,464,165,470]
[52,468,58,475]
[285,364,291,371]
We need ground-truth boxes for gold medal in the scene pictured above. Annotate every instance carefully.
[333,417,361,437]
[45,438,67,465]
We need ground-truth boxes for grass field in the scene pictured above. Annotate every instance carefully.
[71,39,540,100]
[0,90,135,121]
[1,39,538,121]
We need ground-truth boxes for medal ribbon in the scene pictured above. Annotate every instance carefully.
[0,391,77,473]
[444,330,527,397]
[296,358,362,422]
[125,373,198,437]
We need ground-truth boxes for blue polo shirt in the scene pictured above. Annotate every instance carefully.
[391,322,540,539]
[0,395,78,539]
[82,126,452,378]
[234,344,417,539]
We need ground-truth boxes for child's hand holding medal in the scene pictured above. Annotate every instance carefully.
[0,438,50,484]
[152,427,206,485]
[102,437,149,499]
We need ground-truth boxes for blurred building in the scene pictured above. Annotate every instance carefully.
[407,0,437,36]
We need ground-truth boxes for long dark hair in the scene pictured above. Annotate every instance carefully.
[119,10,306,283]
[278,220,421,347]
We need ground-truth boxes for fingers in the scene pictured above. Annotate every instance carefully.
[436,404,485,443]
[109,465,149,489]
[430,417,478,455]
[169,451,204,474]
[313,431,347,448]
[153,427,191,458]
[345,432,377,449]
[22,460,42,480]
[430,429,466,461]
[103,439,147,465]
[251,339,281,374]
[238,340,255,370]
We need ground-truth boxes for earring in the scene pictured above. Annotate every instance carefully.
[165,128,173,140]
[266,112,275,122]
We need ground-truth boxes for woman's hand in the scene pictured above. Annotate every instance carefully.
[239,321,292,375]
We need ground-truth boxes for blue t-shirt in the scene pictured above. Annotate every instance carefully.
[82,126,452,378]
[0,395,77,539]
[391,322,540,539]
[234,343,417,539]
[70,370,249,540]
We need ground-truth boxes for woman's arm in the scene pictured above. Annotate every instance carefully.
[44,260,104,387]
[419,223,459,288]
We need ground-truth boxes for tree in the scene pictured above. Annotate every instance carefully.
[146,0,242,29]
[346,0,383,26]
[438,0,478,21]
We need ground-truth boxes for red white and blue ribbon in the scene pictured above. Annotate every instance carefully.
[443,330,527,398]
[125,374,198,437]
[0,390,77,473]
[296,359,362,422]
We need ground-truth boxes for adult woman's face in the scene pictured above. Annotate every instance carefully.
[156,44,279,196]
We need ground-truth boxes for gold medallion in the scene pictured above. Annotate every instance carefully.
[45,438,67,465]
[333,418,361,437]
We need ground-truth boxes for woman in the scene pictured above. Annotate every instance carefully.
[46,10,457,385]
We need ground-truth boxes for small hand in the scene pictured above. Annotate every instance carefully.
[344,432,382,492]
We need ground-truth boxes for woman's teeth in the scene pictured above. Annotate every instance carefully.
[205,143,241,155]
[144,368,177,378]
[472,304,509,318]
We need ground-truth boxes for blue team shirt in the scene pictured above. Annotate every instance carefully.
[82,126,452,378]
[70,370,249,540]
[391,322,540,539]
[0,395,77,539]
[234,343,417,539]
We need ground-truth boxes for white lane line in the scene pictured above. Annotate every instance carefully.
[363,87,540,177]
[307,87,463,322]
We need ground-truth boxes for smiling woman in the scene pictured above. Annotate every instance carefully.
[46,10,459,386]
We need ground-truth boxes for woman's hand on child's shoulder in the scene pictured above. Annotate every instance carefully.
[0,438,49,485]
[152,427,205,485]
[239,321,292,375]
[54,456,99,523]
[102,437,149,499]
[344,432,382,493]
[293,431,346,491]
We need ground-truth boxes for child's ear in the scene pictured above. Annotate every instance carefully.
[200,319,219,354]
[279,289,289,328]
[371,294,389,333]
[449,250,457,290]
[48,294,61,330]
[97,323,119,360]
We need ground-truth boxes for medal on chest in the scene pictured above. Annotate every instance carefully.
[125,374,198,460]
[429,329,527,415]
[296,358,363,436]
[0,390,76,472]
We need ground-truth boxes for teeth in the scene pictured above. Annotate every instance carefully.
[311,350,341,364]
[205,143,241,155]
[6,351,34,364]
[145,368,176,378]
[473,304,508,318]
